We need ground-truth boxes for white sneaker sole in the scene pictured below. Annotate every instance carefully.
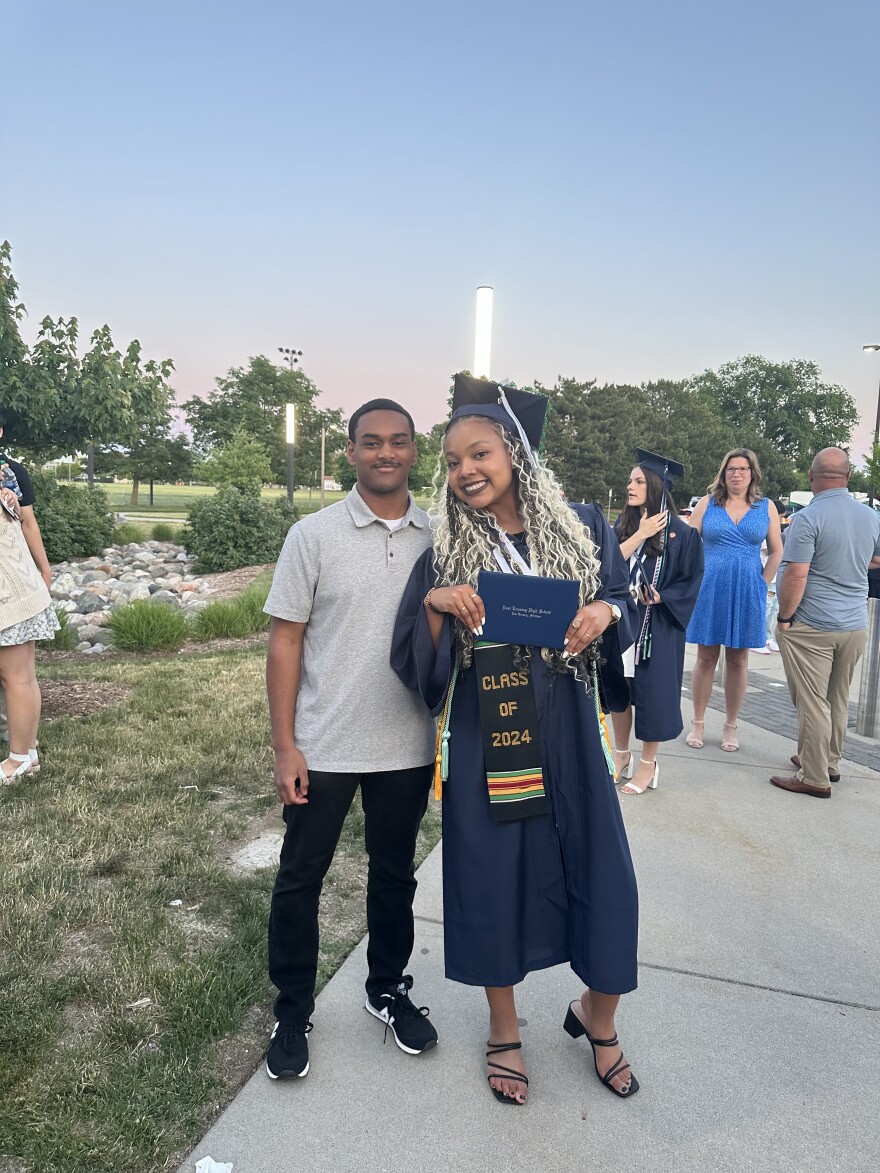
[266,1060,309,1079]
[364,999,437,1055]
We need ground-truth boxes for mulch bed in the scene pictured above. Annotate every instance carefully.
[40,680,133,721]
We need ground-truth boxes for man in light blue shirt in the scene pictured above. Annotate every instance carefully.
[771,448,880,798]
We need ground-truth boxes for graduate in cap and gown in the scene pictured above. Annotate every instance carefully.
[611,452,704,795]
[391,375,641,1106]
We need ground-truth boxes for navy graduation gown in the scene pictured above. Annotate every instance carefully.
[390,504,640,993]
[622,516,704,742]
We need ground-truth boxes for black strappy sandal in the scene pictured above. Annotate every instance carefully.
[486,1040,529,1105]
[563,1003,640,1099]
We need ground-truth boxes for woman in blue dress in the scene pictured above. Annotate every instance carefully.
[392,376,640,1107]
[685,448,782,752]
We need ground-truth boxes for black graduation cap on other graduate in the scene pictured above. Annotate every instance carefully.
[635,448,685,491]
[449,373,548,459]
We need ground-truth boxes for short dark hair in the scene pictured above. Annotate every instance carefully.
[348,399,415,441]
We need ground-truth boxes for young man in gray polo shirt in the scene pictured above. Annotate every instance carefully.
[771,447,880,798]
[263,399,438,1078]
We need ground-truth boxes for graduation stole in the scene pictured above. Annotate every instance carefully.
[474,534,547,823]
[631,550,663,665]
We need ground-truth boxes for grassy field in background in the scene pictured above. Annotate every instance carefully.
[1,644,441,1172]
[60,481,351,518]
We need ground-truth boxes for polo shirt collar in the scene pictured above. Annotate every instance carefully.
[345,486,426,529]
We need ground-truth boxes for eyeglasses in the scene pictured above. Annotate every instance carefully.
[726,466,751,476]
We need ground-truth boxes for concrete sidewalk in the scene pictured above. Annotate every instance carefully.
[181,663,880,1173]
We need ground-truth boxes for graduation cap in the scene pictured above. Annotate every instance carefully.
[635,448,685,491]
[449,373,549,465]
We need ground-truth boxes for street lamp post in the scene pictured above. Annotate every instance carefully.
[864,345,880,509]
[286,403,296,506]
[278,348,303,504]
[474,287,493,378]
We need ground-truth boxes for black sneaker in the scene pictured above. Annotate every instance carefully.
[365,975,438,1055]
[266,1020,313,1079]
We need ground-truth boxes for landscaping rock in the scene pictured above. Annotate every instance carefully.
[149,590,182,608]
[47,540,214,654]
[78,594,109,615]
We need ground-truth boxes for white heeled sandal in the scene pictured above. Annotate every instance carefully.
[29,747,40,774]
[613,751,634,783]
[620,759,659,796]
[2,752,33,783]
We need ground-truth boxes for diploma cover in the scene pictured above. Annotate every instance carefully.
[477,571,579,649]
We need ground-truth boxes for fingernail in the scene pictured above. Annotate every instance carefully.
[561,651,570,660]
[563,637,570,646]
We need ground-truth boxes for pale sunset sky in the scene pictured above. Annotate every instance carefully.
[3,0,879,458]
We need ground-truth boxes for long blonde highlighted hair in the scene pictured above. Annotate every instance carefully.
[708,447,763,506]
[429,417,602,679]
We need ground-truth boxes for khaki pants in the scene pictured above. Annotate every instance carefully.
[777,622,867,789]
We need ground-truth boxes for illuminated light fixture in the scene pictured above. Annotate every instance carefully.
[474,286,494,378]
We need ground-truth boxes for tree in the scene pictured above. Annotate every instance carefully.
[201,427,274,492]
[864,438,880,503]
[0,240,27,387]
[689,356,859,479]
[0,242,175,468]
[184,356,346,488]
[95,430,192,505]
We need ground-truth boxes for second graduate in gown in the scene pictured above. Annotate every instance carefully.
[392,375,641,1107]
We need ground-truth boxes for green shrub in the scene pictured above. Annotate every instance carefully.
[108,601,187,652]
[181,487,298,573]
[151,523,175,541]
[191,580,271,641]
[113,522,146,545]
[37,607,80,651]
[30,472,115,563]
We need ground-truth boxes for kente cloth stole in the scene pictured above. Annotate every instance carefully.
[474,640,547,822]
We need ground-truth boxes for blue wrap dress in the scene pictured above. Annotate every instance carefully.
[686,497,770,649]
[391,505,640,994]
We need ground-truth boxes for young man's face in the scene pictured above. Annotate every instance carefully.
[347,410,418,496]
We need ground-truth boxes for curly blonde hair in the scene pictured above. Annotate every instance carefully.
[429,417,602,679]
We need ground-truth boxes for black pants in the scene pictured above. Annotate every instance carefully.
[267,764,432,1026]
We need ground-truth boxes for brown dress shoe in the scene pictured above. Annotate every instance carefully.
[790,754,840,782]
[771,775,831,798]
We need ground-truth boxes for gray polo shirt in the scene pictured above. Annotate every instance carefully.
[781,489,880,631]
[264,487,436,772]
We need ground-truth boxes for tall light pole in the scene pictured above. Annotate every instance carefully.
[285,403,296,505]
[864,344,880,509]
[474,286,494,378]
[279,348,303,504]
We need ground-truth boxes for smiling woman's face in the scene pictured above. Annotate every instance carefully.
[444,417,516,515]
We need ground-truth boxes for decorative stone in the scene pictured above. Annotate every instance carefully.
[77,625,103,643]
[150,590,182,608]
[75,641,92,652]
[128,584,152,602]
[78,594,109,614]
[54,599,78,614]
[82,643,108,654]
[81,571,109,584]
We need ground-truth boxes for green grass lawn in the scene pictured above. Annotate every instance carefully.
[0,645,441,1173]
[67,482,351,517]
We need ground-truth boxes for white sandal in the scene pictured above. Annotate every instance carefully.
[620,759,659,795]
[686,720,704,749]
[613,750,634,783]
[2,752,33,784]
